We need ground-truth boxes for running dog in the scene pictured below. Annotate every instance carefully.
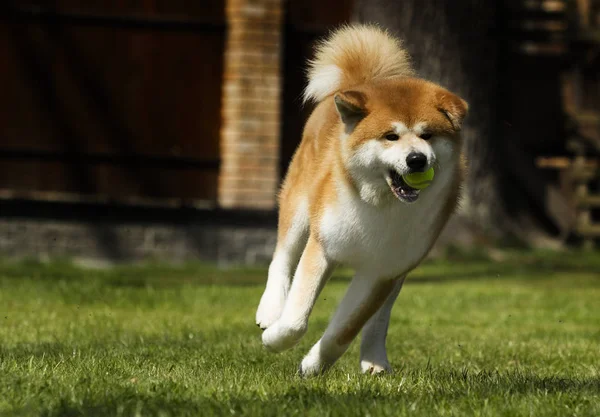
[256,24,468,376]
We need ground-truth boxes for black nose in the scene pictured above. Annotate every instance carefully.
[406,152,427,171]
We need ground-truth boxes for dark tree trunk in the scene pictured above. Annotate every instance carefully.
[353,0,512,240]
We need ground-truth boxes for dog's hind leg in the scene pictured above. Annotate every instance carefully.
[359,276,405,374]
[298,274,399,376]
[256,197,309,330]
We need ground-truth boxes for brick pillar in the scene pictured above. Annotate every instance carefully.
[218,0,283,210]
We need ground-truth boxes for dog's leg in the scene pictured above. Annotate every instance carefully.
[262,234,333,352]
[359,276,405,374]
[256,201,309,330]
[299,275,398,376]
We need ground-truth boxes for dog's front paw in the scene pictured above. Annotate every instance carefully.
[255,287,286,330]
[262,320,306,353]
[360,359,393,375]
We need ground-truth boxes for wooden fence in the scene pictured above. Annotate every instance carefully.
[0,1,225,207]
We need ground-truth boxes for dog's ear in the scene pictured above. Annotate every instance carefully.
[437,92,468,131]
[334,90,367,133]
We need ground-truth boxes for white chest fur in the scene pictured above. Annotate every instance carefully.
[319,163,456,279]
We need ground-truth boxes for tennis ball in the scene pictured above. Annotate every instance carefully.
[402,167,435,190]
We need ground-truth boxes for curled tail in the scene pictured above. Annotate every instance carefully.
[303,24,414,103]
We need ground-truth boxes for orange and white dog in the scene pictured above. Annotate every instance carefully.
[256,24,468,376]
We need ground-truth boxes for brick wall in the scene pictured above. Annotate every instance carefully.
[218,0,284,209]
[0,219,277,266]
[0,215,486,266]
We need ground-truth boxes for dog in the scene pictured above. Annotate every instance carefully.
[256,24,468,376]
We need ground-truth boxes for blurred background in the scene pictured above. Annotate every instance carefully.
[0,0,598,265]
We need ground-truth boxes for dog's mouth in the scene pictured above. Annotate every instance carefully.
[387,170,419,203]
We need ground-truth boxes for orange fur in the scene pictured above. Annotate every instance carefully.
[280,76,467,244]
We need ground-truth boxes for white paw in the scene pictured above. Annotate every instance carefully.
[255,287,286,330]
[298,340,342,377]
[299,346,327,377]
[360,359,393,375]
[262,320,306,353]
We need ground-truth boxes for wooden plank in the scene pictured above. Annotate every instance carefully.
[514,20,568,32]
[0,189,216,210]
[576,224,600,236]
[535,156,598,169]
[287,0,353,28]
[0,149,220,171]
[0,160,218,201]
[505,0,567,12]
[13,1,226,24]
[536,156,572,168]
[576,0,591,27]
[518,42,567,55]
[570,168,599,181]
[573,112,600,123]
[576,194,600,207]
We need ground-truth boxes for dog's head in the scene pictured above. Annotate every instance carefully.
[333,78,468,204]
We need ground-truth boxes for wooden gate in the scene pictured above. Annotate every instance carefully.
[0,1,224,207]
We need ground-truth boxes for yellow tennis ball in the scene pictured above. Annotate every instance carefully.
[402,167,435,190]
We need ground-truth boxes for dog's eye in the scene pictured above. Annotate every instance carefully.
[420,133,433,140]
[384,133,399,141]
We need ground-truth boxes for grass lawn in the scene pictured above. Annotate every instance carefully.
[1,251,599,416]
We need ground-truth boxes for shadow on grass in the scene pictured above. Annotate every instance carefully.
[6,369,599,417]
[411,262,600,284]
[3,326,599,416]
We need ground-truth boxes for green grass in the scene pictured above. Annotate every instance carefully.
[1,251,599,416]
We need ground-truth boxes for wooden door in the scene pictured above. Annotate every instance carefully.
[0,1,224,205]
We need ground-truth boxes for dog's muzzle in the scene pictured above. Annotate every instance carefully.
[388,170,419,203]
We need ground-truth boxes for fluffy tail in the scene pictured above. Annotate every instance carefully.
[303,24,414,103]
